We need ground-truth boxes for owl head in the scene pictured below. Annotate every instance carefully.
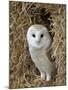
[27,24,52,49]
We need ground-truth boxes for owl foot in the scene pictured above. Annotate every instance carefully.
[41,72,45,80]
[46,73,51,81]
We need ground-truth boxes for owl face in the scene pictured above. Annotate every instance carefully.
[27,24,51,49]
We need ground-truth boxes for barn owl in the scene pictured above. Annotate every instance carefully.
[27,24,56,81]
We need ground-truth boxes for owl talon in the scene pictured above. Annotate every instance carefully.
[46,73,51,81]
[41,72,45,80]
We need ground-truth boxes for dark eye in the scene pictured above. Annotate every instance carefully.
[32,34,35,37]
[40,34,44,38]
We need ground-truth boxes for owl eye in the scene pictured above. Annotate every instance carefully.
[32,34,35,37]
[40,34,44,38]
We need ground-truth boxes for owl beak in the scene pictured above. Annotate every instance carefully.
[36,39,40,43]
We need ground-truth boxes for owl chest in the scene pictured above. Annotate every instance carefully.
[29,49,46,66]
[29,48,54,72]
